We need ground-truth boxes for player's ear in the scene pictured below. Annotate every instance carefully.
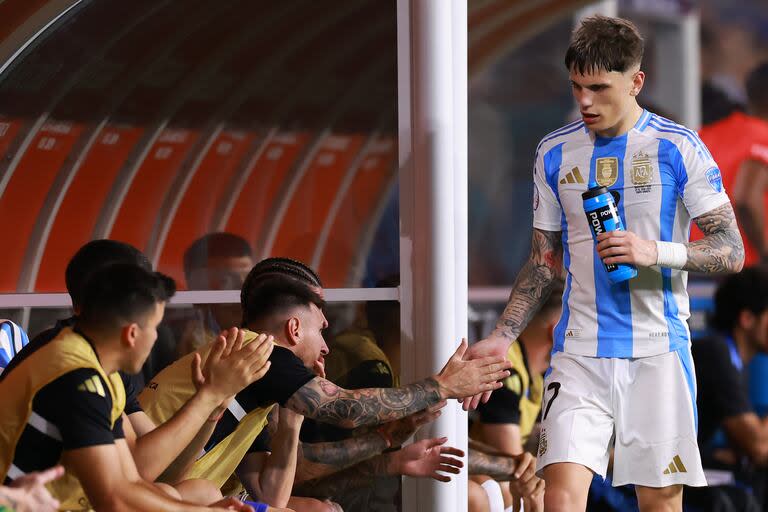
[285,316,301,346]
[121,323,139,349]
[630,69,645,96]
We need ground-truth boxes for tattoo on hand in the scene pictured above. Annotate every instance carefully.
[685,203,744,273]
[287,378,441,429]
[497,229,562,339]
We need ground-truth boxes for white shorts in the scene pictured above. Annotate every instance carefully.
[537,349,706,487]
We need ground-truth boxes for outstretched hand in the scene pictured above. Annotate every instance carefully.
[435,338,510,401]
[392,437,464,482]
[191,328,273,408]
[6,465,64,512]
[459,335,513,410]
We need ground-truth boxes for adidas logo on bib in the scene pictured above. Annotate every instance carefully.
[662,455,687,474]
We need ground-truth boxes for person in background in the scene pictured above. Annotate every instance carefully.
[176,233,255,358]
[0,320,28,374]
[686,265,768,511]
[697,61,768,266]
[0,263,254,511]
[471,284,562,512]
[15,239,275,507]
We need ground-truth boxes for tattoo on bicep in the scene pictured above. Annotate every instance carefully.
[287,378,441,428]
[497,229,562,339]
[685,203,745,273]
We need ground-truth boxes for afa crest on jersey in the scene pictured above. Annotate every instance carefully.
[596,157,618,187]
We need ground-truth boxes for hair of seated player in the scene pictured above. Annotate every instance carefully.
[65,239,151,308]
[746,61,768,115]
[241,274,325,328]
[565,15,644,75]
[241,257,322,310]
[183,232,253,282]
[710,265,768,333]
[78,263,176,331]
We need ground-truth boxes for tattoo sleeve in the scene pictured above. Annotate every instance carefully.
[685,202,745,273]
[468,450,519,481]
[285,377,441,429]
[296,432,388,482]
[495,228,563,340]
[294,454,390,499]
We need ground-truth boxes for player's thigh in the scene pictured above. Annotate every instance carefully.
[635,484,683,512]
[542,462,593,512]
[537,352,614,478]
[613,349,705,488]
[468,478,490,512]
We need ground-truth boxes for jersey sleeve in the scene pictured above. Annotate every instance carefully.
[240,346,316,409]
[34,368,119,450]
[532,148,562,231]
[678,135,731,219]
[120,371,145,415]
[0,320,29,372]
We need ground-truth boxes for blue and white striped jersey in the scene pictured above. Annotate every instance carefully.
[0,320,29,373]
[533,110,730,358]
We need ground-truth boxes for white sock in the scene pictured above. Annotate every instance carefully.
[480,479,505,512]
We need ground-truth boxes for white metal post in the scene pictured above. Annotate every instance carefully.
[398,1,468,511]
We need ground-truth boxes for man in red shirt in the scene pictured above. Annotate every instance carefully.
[697,61,768,265]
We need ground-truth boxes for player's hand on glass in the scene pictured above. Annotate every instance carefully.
[192,328,274,404]
[435,339,510,402]
[377,400,446,447]
[595,230,657,267]
[391,437,464,482]
[459,335,513,411]
[508,452,542,498]
[4,465,63,512]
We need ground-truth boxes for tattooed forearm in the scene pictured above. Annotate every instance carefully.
[296,433,388,482]
[468,450,519,481]
[685,203,745,273]
[495,228,562,340]
[294,455,390,499]
[286,377,441,429]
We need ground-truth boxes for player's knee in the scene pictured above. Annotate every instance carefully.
[468,479,490,512]
[636,484,682,512]
[543,485,586,512]
[172,478,223,505]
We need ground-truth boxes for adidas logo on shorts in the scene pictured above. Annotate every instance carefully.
[662,455,687,474]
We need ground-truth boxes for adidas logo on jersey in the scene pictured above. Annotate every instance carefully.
[559,167,585,185]
[77,375,106,397]
[662,455,687,474]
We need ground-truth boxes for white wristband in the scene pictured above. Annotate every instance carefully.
[655,241,687,269]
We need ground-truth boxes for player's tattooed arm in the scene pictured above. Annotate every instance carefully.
[296,433,389,482]
[285,377,442,429]
[494,228,563,340]
[685,203,745,273]
[294,455,389,498]
[468,450,523,481]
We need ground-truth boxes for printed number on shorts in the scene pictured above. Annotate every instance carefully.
[543,382,561,421]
